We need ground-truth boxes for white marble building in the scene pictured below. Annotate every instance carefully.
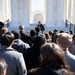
[0,0,75,32]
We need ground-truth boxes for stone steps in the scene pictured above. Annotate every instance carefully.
[7,24,71,33]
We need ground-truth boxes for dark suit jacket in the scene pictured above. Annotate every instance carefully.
[19,31,34,46]
[0,21,4,29]
[28,68,66,75]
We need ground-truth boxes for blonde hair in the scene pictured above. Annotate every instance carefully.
[57,33,72,49]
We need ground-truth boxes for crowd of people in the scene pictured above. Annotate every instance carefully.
[0,21,75,75]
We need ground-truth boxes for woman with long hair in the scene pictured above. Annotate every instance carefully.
[28,43,74,75]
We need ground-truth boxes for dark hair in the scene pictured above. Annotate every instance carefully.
[33,36,45,47]
[0,21,4,29]
[11,30,21,39]
[53,29,58,33]
[35,27,40,32]
[1,32,15,46]
[49,31,53,36]
[60,30,64,33]
[73,35,75,40]
[69,30,74,35]
[0,57,7,75]
[30,30,36,37]
[38,21,41,23]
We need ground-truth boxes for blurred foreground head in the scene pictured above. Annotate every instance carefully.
[40,43,66,69]
[57,33,72,49]
[1,32,15,46]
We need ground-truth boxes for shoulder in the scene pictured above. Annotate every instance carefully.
[65,50,75,59]
[5,48,23,58]
[24,43,30,48]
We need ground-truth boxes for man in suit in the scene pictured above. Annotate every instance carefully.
[19,25,33,46]
[0,32,27,75]
[37,21,45,33]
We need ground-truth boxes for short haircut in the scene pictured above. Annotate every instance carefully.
[30,29,36,37]
[1,27,8,34]
[1,32,15,46]
[11,30,21,39]
[57,33,72,49]
[19,25,25,31]
[35,26,40,32]
[34,36,45,47]
[0,57,7,75]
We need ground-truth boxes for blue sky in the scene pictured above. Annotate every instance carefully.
[32,0,44,11]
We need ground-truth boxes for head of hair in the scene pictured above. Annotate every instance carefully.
[11,30,21,39]
[60,30,64,33]
[40,43,67,69]
[45,32,50,39]
[53,29,58,33]
[1,32,15,46]
[19,25,25,31]
[49,30,53,36]
[0,57,7,75]
[33,36,45,47]
[73,35,75,40]
[69,30,74,35]
[35,26,40,32]
[38,21,41,23]
[57,33,72,49]
[1,27,8,34]
[30,29,36,37]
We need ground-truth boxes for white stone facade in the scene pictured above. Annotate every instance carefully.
[0,0,75,31]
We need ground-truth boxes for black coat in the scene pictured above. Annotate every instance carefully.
[0,21,4,29]
[19,31,34,46]
[28,68,67,75]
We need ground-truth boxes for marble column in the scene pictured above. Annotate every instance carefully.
[0,0,7,22]
[10,0,29,27]
[30,0,32,24]
[2,0,6,21]
[0,0,11,22]
[6,0,11,21]
[46,0,65,27]
[10,0,18,25]
[71,0,75,24]
[0,0,3,21]
[67,0,72,21]
[44,0,46,24]
[64,0,68,20]
[46,0,53,27]
[57,0,65,27]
